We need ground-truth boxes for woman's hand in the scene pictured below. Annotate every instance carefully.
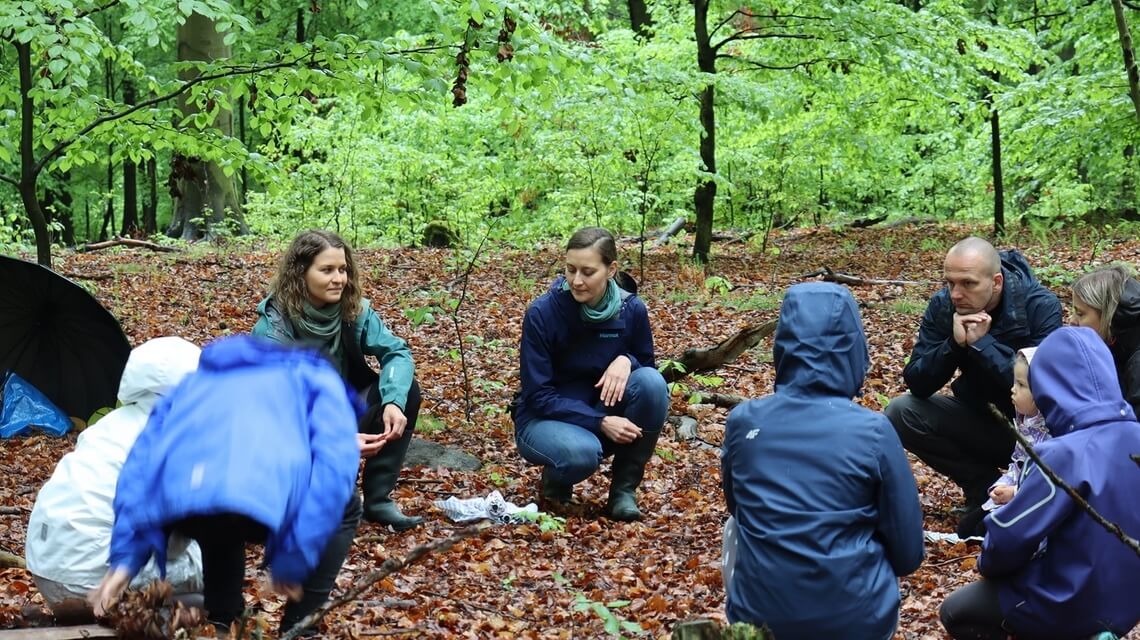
[381,403,408,441]
[88,567,132,617]
[600,415,642,444]
[358,433,386,458]
[595,356,632,407]
[989,485,1016,505]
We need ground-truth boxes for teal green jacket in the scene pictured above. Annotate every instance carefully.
[252,296,415,412]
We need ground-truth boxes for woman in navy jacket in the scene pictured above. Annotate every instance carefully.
[722,282,924,640]
[940,327,1140,639]
[512,227,669,521]
[88,336,361,635]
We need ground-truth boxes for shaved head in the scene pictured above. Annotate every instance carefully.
[947,237,1001,277]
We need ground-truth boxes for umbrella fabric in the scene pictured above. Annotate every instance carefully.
[0,255,131,420]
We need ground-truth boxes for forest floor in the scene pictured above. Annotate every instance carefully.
[2,221,1139,639]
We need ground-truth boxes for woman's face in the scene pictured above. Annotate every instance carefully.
[304,246,348,308]
[1071,298,1103,338]
[565,247,616,307]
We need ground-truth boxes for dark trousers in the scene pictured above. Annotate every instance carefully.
[884,393,1014,507]
[172,494,362,634]
[940,579,1009,640]
[357,378,421,439]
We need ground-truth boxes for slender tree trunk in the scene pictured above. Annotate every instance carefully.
[628,0,652,38]
[15,41,53,267]
[121,80,140,235]
[1111,0,1140,124]
[989,87,1005,236]
[692,0,716,264]
[167,11,247,240]
[143,156,158,234]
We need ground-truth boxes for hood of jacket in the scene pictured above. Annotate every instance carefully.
[1030,326,1136,437]
[117,337,201,409]
[201,335,366,416]
[773,282,868,397]
[1111,276,1140,336]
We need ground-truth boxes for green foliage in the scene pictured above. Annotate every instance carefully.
[888,298,927,315]
[553,572,646,638]
[417,413,446,435]
[515,509,566,533]
[704,275,731,296]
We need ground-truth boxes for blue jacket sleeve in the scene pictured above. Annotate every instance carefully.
[874,418,925,576]
[519,304,606,432]
[268,364,360,585]
[357,304,415,412]
[108,394,173,576]
[978,450,1076,578]
[901,294,963,398]
[625,297,656,371]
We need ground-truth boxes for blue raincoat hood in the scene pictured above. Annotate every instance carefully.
[1029,326,1136,437]
[773,282,869,398]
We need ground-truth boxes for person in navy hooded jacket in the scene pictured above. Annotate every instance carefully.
[722,282,924,640]
[940,326,1140,640]
[88,335,362,635]
[512,227,669,521]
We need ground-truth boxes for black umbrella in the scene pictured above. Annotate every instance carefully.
[0,255,131,420]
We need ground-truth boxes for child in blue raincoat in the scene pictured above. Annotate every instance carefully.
[88,335,361,635]
[721,282,924,640]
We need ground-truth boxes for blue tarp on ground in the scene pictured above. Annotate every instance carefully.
[0,371,71,438]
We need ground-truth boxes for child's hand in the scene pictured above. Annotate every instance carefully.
[989,485,1016,505]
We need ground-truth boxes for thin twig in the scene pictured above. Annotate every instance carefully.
[926,553,979,568]
[421,590,531,621]
[988,404,1140,559]
[278,521,491,640]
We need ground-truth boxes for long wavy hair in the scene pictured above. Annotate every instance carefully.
[269,229,363,321]
[1071,264,1132,340]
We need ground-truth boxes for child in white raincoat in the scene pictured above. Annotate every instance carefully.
[26,337,204,620]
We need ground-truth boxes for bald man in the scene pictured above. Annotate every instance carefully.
[884,237,1062,538]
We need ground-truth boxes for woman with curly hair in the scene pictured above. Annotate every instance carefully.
[253,229,423,530]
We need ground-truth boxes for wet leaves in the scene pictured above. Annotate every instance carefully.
[2,224,1140,637]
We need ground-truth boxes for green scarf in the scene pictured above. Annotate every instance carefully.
[562,277,621,323]
[295,301,345,373]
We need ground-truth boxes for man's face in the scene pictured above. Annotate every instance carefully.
[943,251,1002,314]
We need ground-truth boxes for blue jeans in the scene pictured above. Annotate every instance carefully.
[515,367,669,486]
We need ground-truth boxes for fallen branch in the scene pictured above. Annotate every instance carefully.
[988,404,1140,559]
[79,238,180,253]
[652,216,687,248]
[0,505,29,515]
[278,521,492,640]
[688,392,747,409]
[663,320,777,383]
[798,266,925,287]
[1,549,26,568]
[926,553,980,568]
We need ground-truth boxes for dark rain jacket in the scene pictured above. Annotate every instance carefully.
[513,277,654,433]
[253,296,415,412]
[902,250,1062,418]
[721,282,924,640]
[1110,277,1140,417]
[979,327,1140,639]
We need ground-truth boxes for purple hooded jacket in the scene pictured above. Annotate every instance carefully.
[979,326,1140,639]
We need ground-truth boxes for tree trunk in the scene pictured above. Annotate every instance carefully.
[1111,0,1140,125]
[15,41,53,267]
[121,80,140,236]
[692,0,716,264]
[627,0,652,38]
[989,88,1004,236]
[143,156,158,234]
[167,11,247,240]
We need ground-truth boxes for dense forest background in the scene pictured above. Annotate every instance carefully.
[3,0,1140,267]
